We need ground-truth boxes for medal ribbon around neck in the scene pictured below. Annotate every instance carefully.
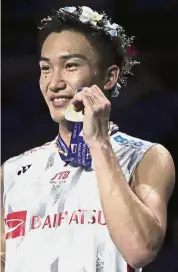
[56,121,119,170]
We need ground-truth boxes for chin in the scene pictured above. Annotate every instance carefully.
[51,114,66,123]
[50,108,66,123]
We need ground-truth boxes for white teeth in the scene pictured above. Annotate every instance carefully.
[53,98,69,102]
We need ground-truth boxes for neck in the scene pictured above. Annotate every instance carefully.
[59,120,72,147]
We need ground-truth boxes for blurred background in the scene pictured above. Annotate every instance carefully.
[2,0,178,270]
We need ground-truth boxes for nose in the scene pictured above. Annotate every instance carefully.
[49,69,66,92]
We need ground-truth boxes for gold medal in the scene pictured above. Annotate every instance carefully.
[65,103,84,122]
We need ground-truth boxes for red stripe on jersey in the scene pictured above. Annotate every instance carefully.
[127,264,135,272]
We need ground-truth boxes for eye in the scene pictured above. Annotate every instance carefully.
[65,62,79,69]
[41,65,50,71]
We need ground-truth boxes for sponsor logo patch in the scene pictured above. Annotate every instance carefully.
[114,135,143,148]
[5,211,27,239]
[50,171,71,187]
[5,210,106,239]
[17,164,32,175]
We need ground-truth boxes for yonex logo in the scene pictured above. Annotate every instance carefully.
[17,164,32,175]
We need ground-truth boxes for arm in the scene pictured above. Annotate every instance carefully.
[1,166,5,272]
[71,85,175,267]
[89,142,175,268]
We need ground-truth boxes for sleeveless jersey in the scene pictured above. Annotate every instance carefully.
[3,131,155,272]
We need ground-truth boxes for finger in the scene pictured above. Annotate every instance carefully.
[87,89,102,107]
[90,88,111,112]
[85,90,107,119]
[73,88,95,114]
[72,92,84,104]
[91,85,107,99]
[71,87,89,104]
[83,93,94,115]
[71,88,88,111]
[90,88,105,104]
[90,86,111,112]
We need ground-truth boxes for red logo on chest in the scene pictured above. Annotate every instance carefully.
[5,211,27,239]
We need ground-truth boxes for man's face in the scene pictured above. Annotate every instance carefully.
[39,30,103,122]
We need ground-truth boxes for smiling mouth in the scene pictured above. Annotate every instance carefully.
[51,97,73,108]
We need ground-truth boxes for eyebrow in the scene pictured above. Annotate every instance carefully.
[39,54,87,62]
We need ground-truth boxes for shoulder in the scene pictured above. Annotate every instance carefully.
[137,143,175,182]
[141,143,174,165]
[136,143,175,180]
[109,131,156,181]
[132,144,175,202]
[3,140,55,176]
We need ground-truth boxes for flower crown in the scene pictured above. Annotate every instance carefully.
[39,6,139,96]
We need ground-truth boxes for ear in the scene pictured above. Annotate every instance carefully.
[104,65,120,91]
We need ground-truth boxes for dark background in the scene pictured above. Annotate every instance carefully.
[2,0,178,271]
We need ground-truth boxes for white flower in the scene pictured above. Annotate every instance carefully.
[79,6,103,26]
[41,16,52,23]
[104,22,118,37]
[61,6,77,13]
[108,29,118,37]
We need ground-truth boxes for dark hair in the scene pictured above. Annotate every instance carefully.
[38,7,137,85]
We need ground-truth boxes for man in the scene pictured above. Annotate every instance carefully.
[1,6,175,272]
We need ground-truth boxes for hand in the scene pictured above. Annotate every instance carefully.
[71,85,111,147]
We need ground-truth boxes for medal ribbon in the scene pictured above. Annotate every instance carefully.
[57,121,119,170]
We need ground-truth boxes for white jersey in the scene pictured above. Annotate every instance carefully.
[3,131,155,272]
